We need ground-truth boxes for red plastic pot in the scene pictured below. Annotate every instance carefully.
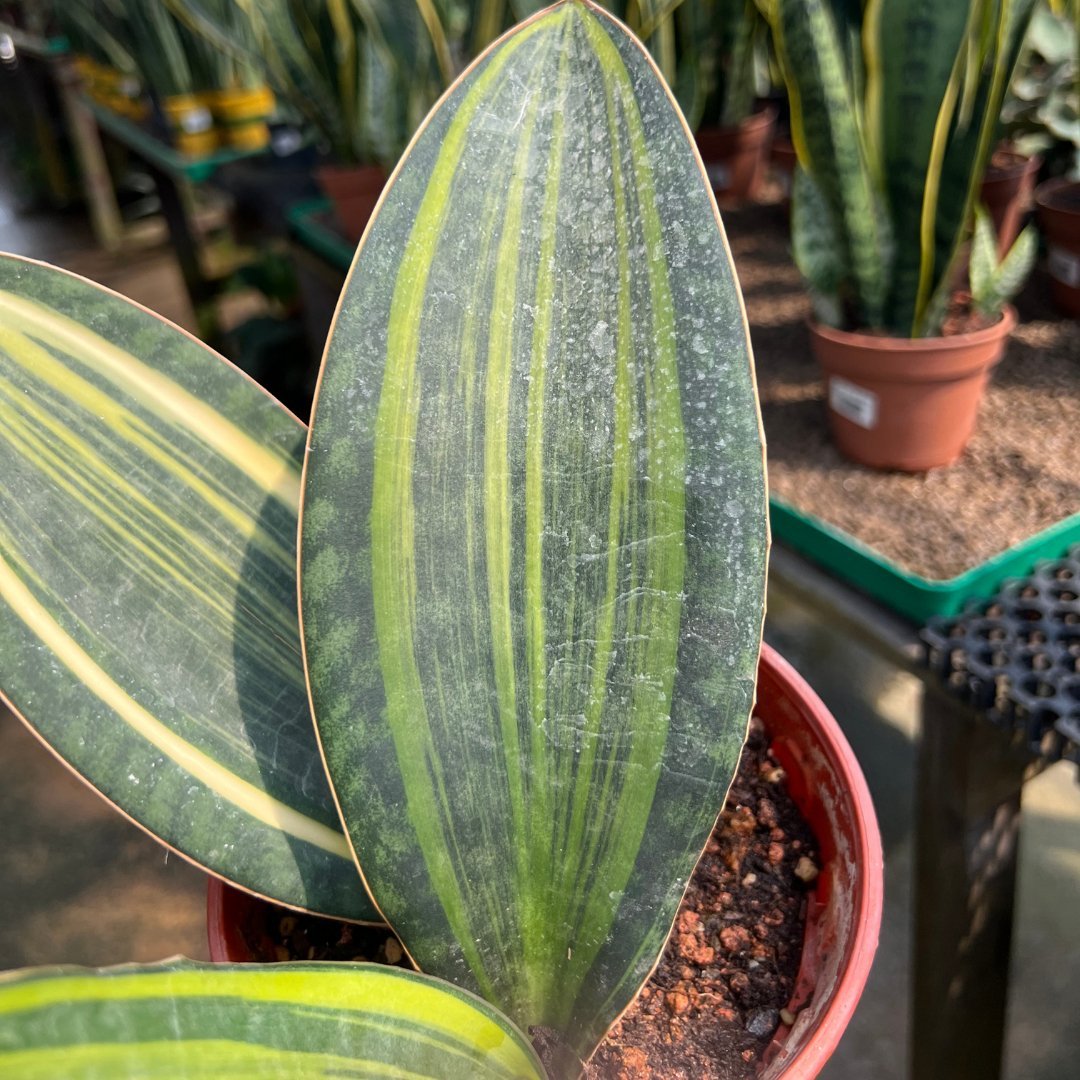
[754,643,882,1078]
[809,308,1016,472]
[695,106,778,206]
[208,642,882,1077]
[1035,178,1080,317]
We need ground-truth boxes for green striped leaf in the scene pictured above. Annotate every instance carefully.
[919,0,1038,334]
[792,164,847,326]
[301,0,767,1065]
[0,960,545,1079]
[867,0,972,333]
[0,255,375,922]
[770,0,889,327]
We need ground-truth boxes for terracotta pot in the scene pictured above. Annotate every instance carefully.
[809,308,1016,472]
[695,106,778,205]
[315,163,388,244]
[1035,178,1080,317]
[208,642,882,1078]
[980,150,1041,255]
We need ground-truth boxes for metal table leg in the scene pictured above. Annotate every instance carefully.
[144,161,219,343]
[911,685,1040,1080]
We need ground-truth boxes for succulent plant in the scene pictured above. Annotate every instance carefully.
[761,0,1039,336]
[0,2,767,1074]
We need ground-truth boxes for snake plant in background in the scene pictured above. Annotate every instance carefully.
[164,0,452,166]
[458,1,692,86]
[0,1,767,1074]
[760,0,1039,337]
[674,0,770,131]
[969,204,1038,317]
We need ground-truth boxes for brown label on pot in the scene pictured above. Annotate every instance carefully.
[829,376,878,429]
[1048,246,1080,288]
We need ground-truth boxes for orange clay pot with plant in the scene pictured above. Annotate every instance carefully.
[762,0,1039,471]
[980,147,1042,255]
[697,106,778,205]
[314,163,389,243]
[684,0,775,205]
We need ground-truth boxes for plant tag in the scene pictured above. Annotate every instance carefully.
[829,376,878,429]
[707,162,731,191]
[1048,246,1080,288]
[181,107,213,134]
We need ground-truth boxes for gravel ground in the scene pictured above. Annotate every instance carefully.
[725,195,1080,581]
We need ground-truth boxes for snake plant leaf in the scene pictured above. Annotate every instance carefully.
[920,0,1038,334]
[769,0,888,327]
[0,960,546,1079]
[0,254,376,923]
[301,0,767,1064]
[792,164,847,326]
[866,0,975,333]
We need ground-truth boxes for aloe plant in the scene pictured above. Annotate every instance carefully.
[760,0,1039,336]
[0,2,767,1074]
[969,205,1038,317]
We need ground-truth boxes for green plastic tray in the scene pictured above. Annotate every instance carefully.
[83,97,266,182]
[287,199,354,272]
[769,496,1080,623]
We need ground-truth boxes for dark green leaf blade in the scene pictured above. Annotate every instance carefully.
[868,0,972,333]
[0,960,545,1079]
[302,0,767,1061]
[0,254,375,922]
[769,0,889,327]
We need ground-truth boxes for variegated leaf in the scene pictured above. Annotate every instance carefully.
[301,0,767,1064]
[0,254,375,922]
[769,0,889,328]
[0,960,545,1079]
[866,0,972,333]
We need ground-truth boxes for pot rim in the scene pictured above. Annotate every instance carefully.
[808,305,1016,355]
[756,643,883,1078]
[208,642,884,1077]
[983,149,1041,183]
[1035,176,1080,217]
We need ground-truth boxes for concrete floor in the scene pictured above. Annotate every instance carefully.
[2,179,1079,1076]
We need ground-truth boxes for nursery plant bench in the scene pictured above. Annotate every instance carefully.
[74,96,275,341]
[769,542,1079,1080]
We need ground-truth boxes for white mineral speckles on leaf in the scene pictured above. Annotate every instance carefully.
[588,320,615,359]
